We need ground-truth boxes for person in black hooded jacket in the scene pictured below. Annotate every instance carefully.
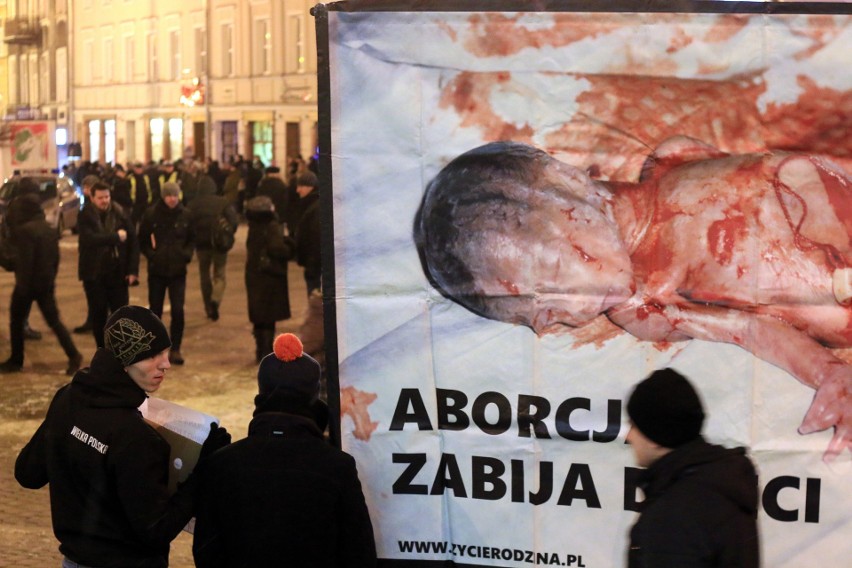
[0,183,82,375]
[15,306,230,568]
[625,368,760,568]
[244,195,294,362]
[192,333,376,568]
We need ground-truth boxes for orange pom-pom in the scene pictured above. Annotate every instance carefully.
[273,333,303,362]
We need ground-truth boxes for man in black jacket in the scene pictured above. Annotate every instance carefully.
[138,182,194,365]
[625,368,760,568]
[257,166,290,225]
[295,171,321,296]
[0,185,82,374]
[15,306,231,568]
[193,333,377,568]
[72,174,104,335]
[130,161,156,226]
[78,181,139,348]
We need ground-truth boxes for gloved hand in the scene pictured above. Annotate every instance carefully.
[199,422,231,462]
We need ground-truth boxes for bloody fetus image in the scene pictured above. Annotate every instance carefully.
[414,138,852,461]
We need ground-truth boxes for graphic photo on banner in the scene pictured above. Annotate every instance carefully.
[320,3,852,566]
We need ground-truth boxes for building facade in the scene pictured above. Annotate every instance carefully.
[72,0,318,168]
[0,0,8,122]
[1,0,72,172]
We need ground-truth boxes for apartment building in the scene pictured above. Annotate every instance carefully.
[1,0,72,166]
[72,0,318,168]
[0,1,8,121]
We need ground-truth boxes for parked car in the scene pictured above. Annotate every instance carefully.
[0,173,84,237]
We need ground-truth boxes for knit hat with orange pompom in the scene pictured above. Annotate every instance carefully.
[256,333,321,404]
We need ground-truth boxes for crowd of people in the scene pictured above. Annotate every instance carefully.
[0,153,323,374]
[5,152,761,567]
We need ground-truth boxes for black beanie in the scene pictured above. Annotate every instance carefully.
[257,334,321,406]
[627,368,705,448]
[104,306,172,367]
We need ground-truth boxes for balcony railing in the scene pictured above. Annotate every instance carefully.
[3,18,41,45]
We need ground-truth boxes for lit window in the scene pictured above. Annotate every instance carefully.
[150,118,164,161]
[169,118,183,160]
[222,24,234,77]
[89,120,101,162]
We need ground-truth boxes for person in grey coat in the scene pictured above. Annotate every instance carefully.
[187,175,239,321]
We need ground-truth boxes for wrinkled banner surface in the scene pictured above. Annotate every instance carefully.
[320,2,852,566]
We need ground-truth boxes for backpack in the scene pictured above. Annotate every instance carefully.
[211,213,235,252]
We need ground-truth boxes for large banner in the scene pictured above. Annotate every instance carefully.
[318,2,852,566]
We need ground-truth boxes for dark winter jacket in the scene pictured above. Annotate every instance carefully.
[15,349,196,567]
[5,191,42,230]
[111,176,134,210]
[187,176,239,251]
[10,197,59,294]
[222,169,241,208]
[77,202,139,282]
[295,190,321,283]
[256,176,290,227]
[139,200,194,278]
[192,411,377,568]
[130,172,155,223]
[244,206,294,324]
[628,438,759,568]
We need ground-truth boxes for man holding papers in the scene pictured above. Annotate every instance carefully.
[15,306,230,568]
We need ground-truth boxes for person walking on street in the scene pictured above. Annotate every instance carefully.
[73,174,103,335]
[110,165,133,212]
[295,171,322,296]
[138,182,194,365]
[15,306,231,568]
[187,175,239,321]
[77,181,139,349]
[2,176,45,340]
[193,333,376,568]
[257,166,290,228]
[222,160,242,214]
[244,195,295,362]
[0,185,83,374]
[625,368,760,568]
[129,161,155,226]
[158,161,181,197]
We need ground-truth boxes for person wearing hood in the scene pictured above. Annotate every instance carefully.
[138,182,194,365]
[0,180,83,374]
[187,174,239,321]
[625,368,760,568]
[243,195,295,362]
[2,176,46,341]
[15,306,231,567]
[256,166,290,228]
[192,333,376,568]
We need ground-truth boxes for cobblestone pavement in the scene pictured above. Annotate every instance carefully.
[0,226,310,567]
